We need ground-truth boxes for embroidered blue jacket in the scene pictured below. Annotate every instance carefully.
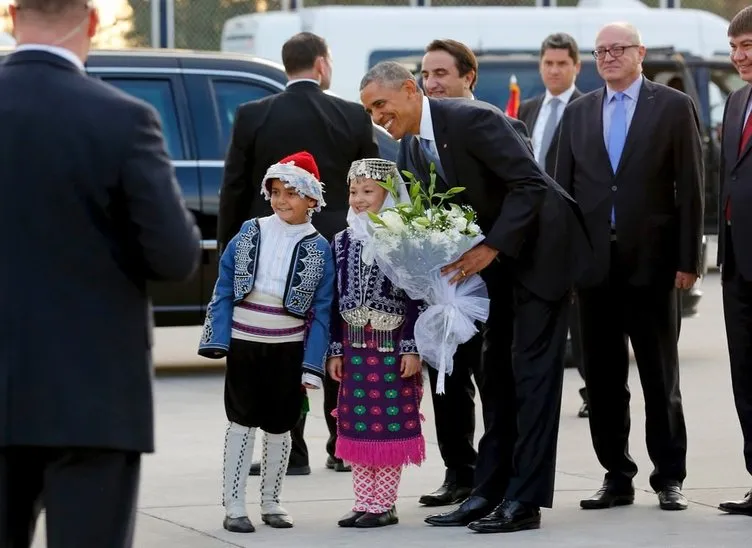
[198,219,335,378]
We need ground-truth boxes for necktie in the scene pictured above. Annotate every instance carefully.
[608,92,627,226]
[419,137,447,182]
[538,97,562,163]
[726,112,752,221]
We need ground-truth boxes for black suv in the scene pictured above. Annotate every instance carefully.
[0,48,397,326]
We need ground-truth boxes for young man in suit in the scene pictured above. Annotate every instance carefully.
[361,61,582,533]
[0,1,201,546]
[218,32,379,477]
[555,22,704,512]
[519,32,589,419]
[717,6,752,517]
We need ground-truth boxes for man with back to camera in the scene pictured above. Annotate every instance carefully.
[555,21,703,512]
[218,31,380,478]
[517,32,589,419]
[0,1,201,546]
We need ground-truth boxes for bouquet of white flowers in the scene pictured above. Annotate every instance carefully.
[368,167,490,394]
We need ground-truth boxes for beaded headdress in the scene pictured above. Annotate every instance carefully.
[261,151,326,212]
[347,158,401,186]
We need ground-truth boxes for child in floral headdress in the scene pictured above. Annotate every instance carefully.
[327,158,425,529]
[199,151,334,534]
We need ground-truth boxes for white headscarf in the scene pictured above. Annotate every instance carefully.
[346,159,410,264]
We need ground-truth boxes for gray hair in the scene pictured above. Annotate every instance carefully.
[359,61,417,91]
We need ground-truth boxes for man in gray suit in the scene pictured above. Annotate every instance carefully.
[0,2,200,546]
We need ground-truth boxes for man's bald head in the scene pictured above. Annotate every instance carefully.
[596,22,643,46]
[594,21,646,92]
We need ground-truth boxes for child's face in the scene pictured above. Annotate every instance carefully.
[269,179,317,225]
[348,178,388,214]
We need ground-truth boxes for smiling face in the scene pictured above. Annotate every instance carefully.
[268,178,316,225]
[360,79,422,140]
[594,24,646,91]
[730,33,752,83]
[421,49,474,98]
[348,178,389,214]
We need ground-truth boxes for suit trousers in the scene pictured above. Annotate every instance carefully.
[578,243,687,492]
[721,227,752,476]
[0,446,140,548]
[288,375,339,467]
[426,331,484,488]
[471,263,570,508]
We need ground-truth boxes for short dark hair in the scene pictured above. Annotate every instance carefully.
[15,0,85,14]
[540,32,580,64]
[729,6,752,38]
[425,39,479,90]
[281,32,328,75]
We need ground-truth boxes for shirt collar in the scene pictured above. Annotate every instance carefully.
[419,94,435,141]
[606,74,643,102]
[286,78,320,88]
[544,84,576,106]
[14,44,85,71]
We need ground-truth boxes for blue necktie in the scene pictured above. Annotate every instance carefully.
[608,92,627,226]
[419,137,447,182]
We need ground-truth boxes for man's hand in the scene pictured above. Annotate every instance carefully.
[327,357,344,382]
[675,272,698,290]
[441,243,499,285]
[400,354,422,378]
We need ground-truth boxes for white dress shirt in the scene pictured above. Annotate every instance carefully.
[15,44,85,71]
[532,84,577,162]
[602,75,644,144]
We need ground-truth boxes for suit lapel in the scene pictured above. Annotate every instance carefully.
[527,95,544,132]
[408,135,431,182]
[591,88,612,176]
[615,80,656,176]
[428,100,457,190]
[733,85,752,167]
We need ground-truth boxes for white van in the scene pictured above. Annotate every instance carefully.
[221,4,731,102]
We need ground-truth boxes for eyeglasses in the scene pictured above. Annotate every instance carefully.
[592,45,640,60]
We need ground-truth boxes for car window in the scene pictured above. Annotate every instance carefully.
[103,78,185,160]
[211,80,277,146]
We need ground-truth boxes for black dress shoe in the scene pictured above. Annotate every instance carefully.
[419,482,473,507]
[424,496,491,527]
[326,456,352,472]
[719,490,752,516]
[580,483,635,509]
[261,513,294,528]
[354,506,398,528]
[338,510,366,527]
[467,499,541,533]
[658,484,688,511]
[223,516,255,533]
[249,462,311,476]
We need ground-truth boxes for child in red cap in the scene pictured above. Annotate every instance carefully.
[199,151,334,533]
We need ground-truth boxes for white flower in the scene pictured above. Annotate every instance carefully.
[466,222,481,236]
[381,210,406,234]
[451,215,468,232]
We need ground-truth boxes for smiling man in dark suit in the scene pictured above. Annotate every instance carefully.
[717,6,752,517]
[361,61,583,533]
[555,22,703,512]
[0,1,201,546]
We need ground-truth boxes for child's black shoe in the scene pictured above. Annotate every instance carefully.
[223,516,255,533]
[338,510,366,527]
[354,506,398,528]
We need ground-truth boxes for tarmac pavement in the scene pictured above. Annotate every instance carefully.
[31,273,750,546]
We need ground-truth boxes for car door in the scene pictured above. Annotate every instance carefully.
[183,73,283,315]
[91,70,204,327]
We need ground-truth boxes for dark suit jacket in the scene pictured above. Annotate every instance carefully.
[717,84,752,280]
[218,81,379,246]
[555,78,704,289]
[398,97,583,301]
[0,50,200,452]
[518,88,582,176]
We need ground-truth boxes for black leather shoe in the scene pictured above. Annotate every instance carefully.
[658,484,688,511]
[419,482,473,507]
[249,462,311,476]
[261,513,294,528]
[580,483,635,509]
[223,516,255,533]
[326,456,351,472]
[467,499,541,533]
[354,506,398,528]
[338,510,366,527]
[719,490,752,515]
[424,496,491,527]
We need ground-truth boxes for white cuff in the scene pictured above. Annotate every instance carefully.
[302,372,322,389]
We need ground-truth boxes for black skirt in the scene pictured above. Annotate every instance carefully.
[224,338,305,434]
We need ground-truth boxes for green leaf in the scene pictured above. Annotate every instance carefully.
[409,180,421,200]
[412,195,423,215]
[444,187,466,196]
[367,212,387,226]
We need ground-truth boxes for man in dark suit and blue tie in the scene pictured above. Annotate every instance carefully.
[555,22,704,512]
[0,1,201,546]
[717,6,752,517]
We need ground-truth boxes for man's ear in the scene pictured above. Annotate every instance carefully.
[87,6,100,39]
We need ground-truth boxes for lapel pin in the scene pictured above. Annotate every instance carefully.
[442,143,447,148]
